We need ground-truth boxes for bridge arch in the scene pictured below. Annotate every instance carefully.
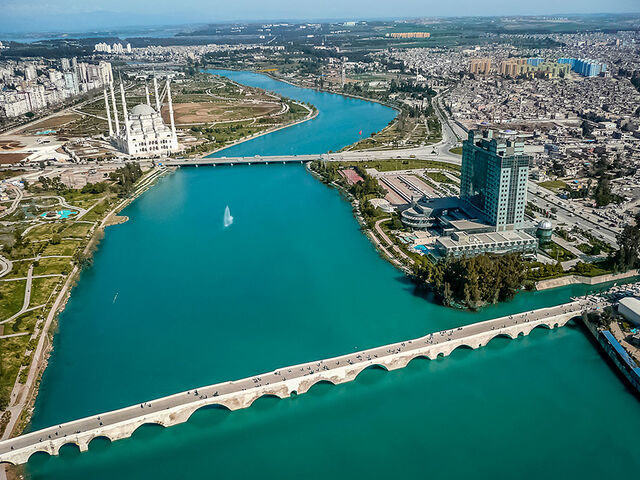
[525,322,554,336]
[55,442,81,456]
[130,420,168,438]
[246,392,287,410]
[87,435,113,448]
[448,343,476,356]
[185,402,232,422]
[352,363,390,382]
[27,449,52,464]
[305,378,338,395]
[405,354,431,368]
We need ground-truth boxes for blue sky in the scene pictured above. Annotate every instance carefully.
[1,0,638,33]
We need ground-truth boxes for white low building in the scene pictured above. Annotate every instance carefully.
[436,230,538,258]
[618,297,640,327]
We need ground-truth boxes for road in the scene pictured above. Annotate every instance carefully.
[528,183,620,247]
[0,259,47,326]
[0,255,12,278]
[0,185,24,220]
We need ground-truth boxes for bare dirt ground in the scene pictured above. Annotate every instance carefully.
[0,153,29,165]
[0,141,25,152]
[17,114,82,134]
[163,102,280,124]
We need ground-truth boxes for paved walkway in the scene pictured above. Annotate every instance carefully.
[1,274,65,282]
[552,234,585,258]
[0,259,49,326]
[374,218,414,264]
[0,332,29,340]
[0,255,12,278]
[0,185,23,220]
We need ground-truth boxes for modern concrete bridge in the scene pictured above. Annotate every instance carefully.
[163,154,321,167]
[0,299,596,465]
[162,148,462,168]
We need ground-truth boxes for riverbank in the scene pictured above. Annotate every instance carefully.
[261,71,402,113]
[0,165,170,448]
[202,101,318,157]
[179,70,319,159]
[536,270,639,290]
[307,161,412,275]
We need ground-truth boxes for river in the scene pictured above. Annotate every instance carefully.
[25,71,640,479]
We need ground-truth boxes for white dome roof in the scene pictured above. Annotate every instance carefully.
[537,219,553,230]
[130,104,156,116]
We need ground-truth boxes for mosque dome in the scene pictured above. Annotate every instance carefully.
[130,104,157,116]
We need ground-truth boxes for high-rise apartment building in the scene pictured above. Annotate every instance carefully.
[558,58,607,77]
[460,128,530,231]
[500,58,527,77]
[469,58,492,75]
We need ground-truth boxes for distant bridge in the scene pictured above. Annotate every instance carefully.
[162,149,462,168]
[0,299,597,465]
[163,154,321,167]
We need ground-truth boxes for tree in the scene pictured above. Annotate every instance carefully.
[615,218,640,271]
[594,177,613,207]
[412,253,526,309]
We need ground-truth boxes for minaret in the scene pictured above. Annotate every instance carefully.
[153,76,161,113]
[109,82,119,135]
[120,82,131,151]
[166,77,177,141]
[103,88,113,137]
[145,83,151,107]
[120,82,130,129]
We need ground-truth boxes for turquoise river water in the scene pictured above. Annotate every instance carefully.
[25,71,640,479]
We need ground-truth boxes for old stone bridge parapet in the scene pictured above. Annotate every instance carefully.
[0,300,589,466]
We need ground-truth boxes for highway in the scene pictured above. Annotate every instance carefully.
[528,183,620,247]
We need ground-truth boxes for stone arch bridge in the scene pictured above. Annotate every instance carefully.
[0,300,593,465]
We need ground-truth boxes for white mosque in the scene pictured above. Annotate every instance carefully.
[103,77,180,157]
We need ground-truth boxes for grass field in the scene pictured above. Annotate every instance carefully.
[41,239,81,257]
[60,222,93,239]
[33,257,72,277]
[0,280,27,319]
[29,277,61,307]
[542,241,576,262]
[538,180,568,191]
[425,171,456,184]
[335,159,461,173]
